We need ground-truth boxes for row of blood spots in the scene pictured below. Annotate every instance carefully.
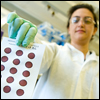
[3,86,25,96]
[1,47,35,96]
[3,85,24,96]
[1,65,30,76]
[1,62,33,77]
[1,61,33,72]
[1,47,35,62]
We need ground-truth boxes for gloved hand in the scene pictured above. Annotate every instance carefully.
[7,12,38,47]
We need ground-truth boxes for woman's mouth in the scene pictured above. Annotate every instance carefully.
[76,30,85,33]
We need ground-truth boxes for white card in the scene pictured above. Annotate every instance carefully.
[1,37,45,99]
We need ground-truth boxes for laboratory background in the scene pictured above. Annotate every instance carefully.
[1,1,99,56]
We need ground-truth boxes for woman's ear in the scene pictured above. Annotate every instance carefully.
[93,27,97,35]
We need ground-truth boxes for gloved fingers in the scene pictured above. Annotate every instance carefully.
[15,22,30,46]
[7,12,38,47]
[8,21,12,38]
[23,19,37,29]
[22,27,37,47]
[7,12,19,23]
[8,18,24,38]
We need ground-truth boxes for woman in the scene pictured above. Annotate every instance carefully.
[7,3,99,99]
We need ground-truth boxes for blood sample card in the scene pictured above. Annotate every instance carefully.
[1,37,46,99]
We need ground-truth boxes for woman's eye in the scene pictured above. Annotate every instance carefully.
[85,20,91,24]
[73,19,79,23]
[85,21,91,24]
[72,17,79,23]
[84,17,93,24]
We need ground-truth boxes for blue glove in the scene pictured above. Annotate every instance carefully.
[7,12,38,47]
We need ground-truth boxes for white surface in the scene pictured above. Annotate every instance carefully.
[1,37,45,99]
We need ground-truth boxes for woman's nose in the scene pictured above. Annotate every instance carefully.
[78,19,85,27]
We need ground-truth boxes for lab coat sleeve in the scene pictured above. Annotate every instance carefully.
[34,36,58,74]
[93,74,99,99]
[88,57,99,99]
[92,57,99,99]
[89,72,99,99]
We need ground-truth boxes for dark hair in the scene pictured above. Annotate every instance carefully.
[66,3,98,28]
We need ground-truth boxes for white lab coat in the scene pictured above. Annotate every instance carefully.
[32,37,99,99]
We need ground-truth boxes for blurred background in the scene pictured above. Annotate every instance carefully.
[1,1,99,55]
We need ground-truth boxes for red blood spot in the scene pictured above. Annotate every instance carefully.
[4,47,11,54]
[1,65,5,71]
[25,61,33,68]
[16,89,24,96]
[13,59,20,65]
[16,50,23,56]
[19,79,27,86]
[10,67,17,74]
[1,56,8,62]
[22,70,30,77]
[6,76,14,83]
[3,86,11,93]
[28,53,35,59]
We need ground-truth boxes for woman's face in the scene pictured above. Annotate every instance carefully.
[68,8,97,44]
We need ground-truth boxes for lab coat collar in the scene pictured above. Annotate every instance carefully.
[65,43,97,62]
[85,50,97,61]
